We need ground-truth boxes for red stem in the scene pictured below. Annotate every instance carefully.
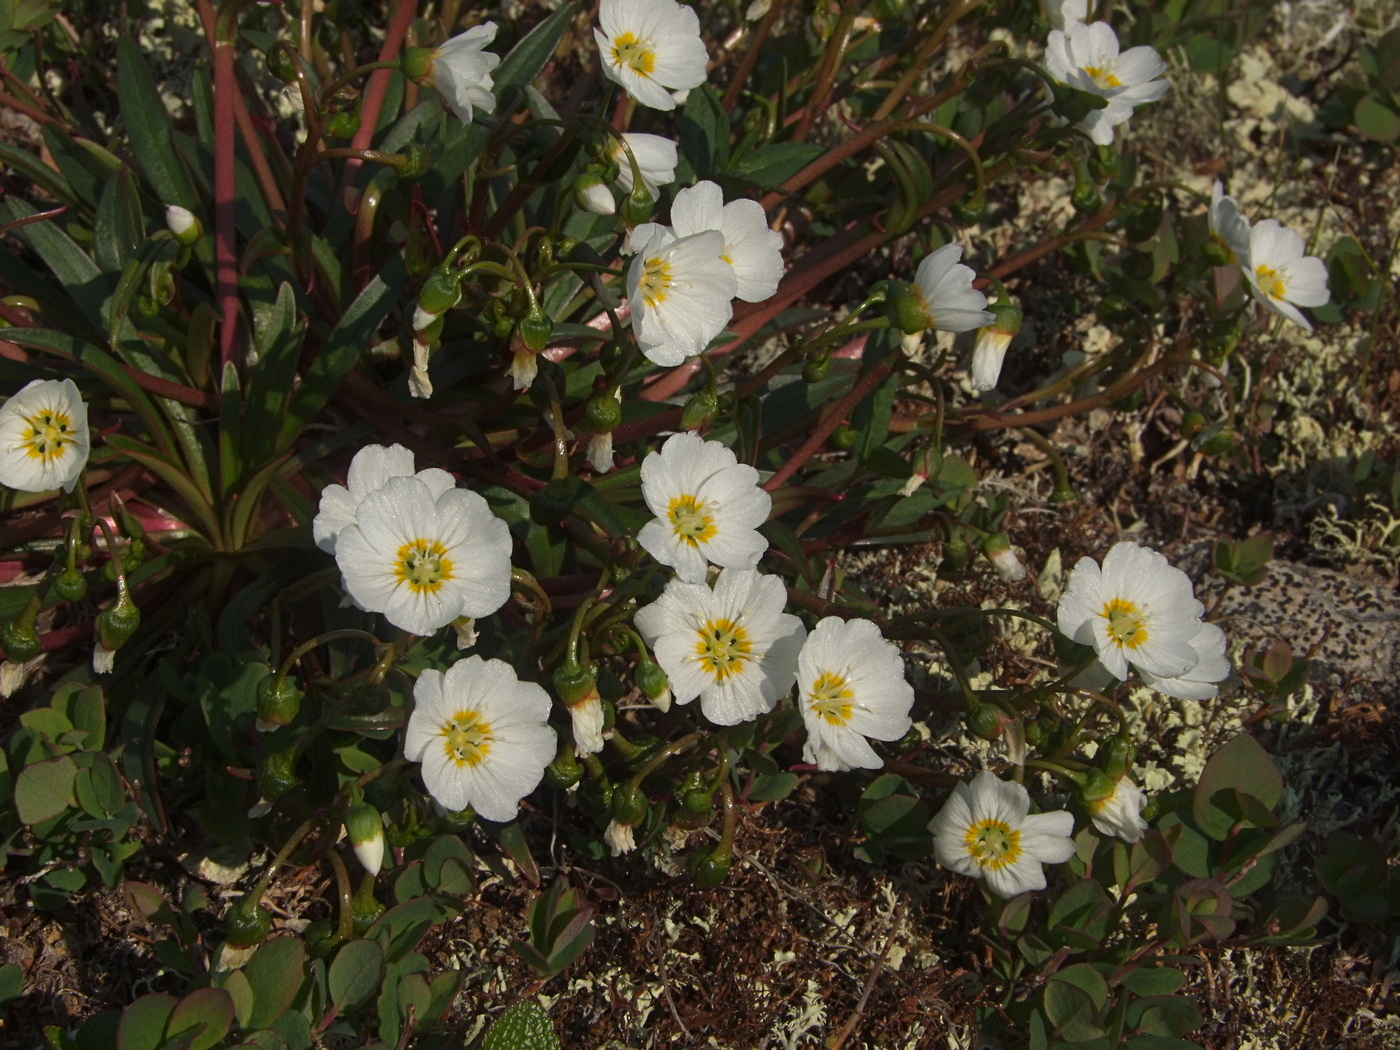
[211,21,240,369]
[337,0,417,206]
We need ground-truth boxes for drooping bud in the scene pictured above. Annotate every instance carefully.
[619,183,655,226]
[96,585,141,659]
[636,657,671,712]
[584,389,623,434]
[323,109,360,140]
[165,205,203,246]
[679,388,719,431]
[396,143,431,180]
[256,748,299,803]
[967,703,1008,741]
[225,894,272,948]
[266,45,298,85]
[942,530,971,570]
[1080,767,1118,806]
[802,349,831,383]
[544,739,583,790]
[554,662,604,755]
[256,674,303,728]
[982,533,1026,581]
[1099,736,1135,782]
[970,298,1022,393]
[688,846,733,888]
[518,303,553,354]
[1,614,41,665]
[574,172,616,216]
[898,444,942,497]
[414,268,463,331]
[345,802,386,877]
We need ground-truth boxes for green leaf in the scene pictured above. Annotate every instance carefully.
[0,962,23,1004]
[1118,966,1186,997]
[117,35,197,209]
[1355,94,1400,142]
[1125,1038,1202,1050]
[495,4,575,98]
[747,772,799,802]
[729,141,824,189]
[482,1001,561,1050]
[679,84,730,179]
[164,989,235,1050]
[1192,734,1281,841]
[328,939,384,1014]
[218,970,254,1031]
[1126,995,1202,1038]
[242,937,307,1030]
[115,993,178,1050]
[0,197,111,335]
[94,167,145,275]
[1043,967,1107,1042]
[15,755,79,825]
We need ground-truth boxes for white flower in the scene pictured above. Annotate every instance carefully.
[427,24,500,124]
[1044,21,1169,145]
[1138,621,1230,700]
[929,770,1077,897]
[92,644,116,675]
[1208,181,1251,265]
[313,443,455,555]
[0,379,90,494]
[165,204,200,244]
[1242,219,1330,331]
[625,224,737,366]
[334,475,512,636]
[577,176,617,216]
[911,245,995,333]
[634,568,806,726]
[604,820,637,856]
[1045,0,1088,30]
[1056,541,1207,684]
[637,432,770,583]
[1088,777,1148,843]
[796,617,913,772]
[408,338,434,399]
[594,0,708,112]
[614,133,679,197]
[568,693,606,756]
[670,181,784,303]
[971,326,1013,392]
[403,656,556,821]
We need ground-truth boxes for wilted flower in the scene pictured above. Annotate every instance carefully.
[1242,219,1330,331]
[625,224,737,366]
[796,617,914,772]
[1057,541,1217,691]
[1208,181,1251,265]
[0,379,90,494]
[419,24,500,124]
[1044,21,1169,145]
[637,432,771,583]
[334,475,511,636]
[403,656,556,821]
[594,0,708,112]
[582,134,681,216]
[1085,775,1148,843]
[910,244,995,333]
[929,770,1077,897]
[669,180,784,303]
[313,443,455,554]
[635,568,805,726]
[970,297,1023,392]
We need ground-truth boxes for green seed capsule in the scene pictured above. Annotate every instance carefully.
[53,565,87,604]
[1,618,41,663]
[584,393,622,434]
[679,389,718,431]
[256,749,299,803]
[967,703,1006,741]
[611,783,647,827]
[256,675,303,726]
[689,848,733,888]
[225,895,272,948]
[324,110,360,139]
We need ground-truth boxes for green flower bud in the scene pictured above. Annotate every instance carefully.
[553,661,598,708]
[1198,424,1238,456]
[416,269,463,321]
[225,895,272,948]
[636,658,670,709]
[1180,409,1207,439]
[544,746,583,790]
[53,565,87,604]
[942,530,971,570]
[1,616,41,663]
[578,773,614,820]
[165,206,202,247]
[256,748,299,803]
[324,109,360,139]
[518,305,553,354]
[689,847,733,888]
[96,590,141,653]
[401,46,434,82]
[967,703,1007,741]
[802,350,831,383]
[266,46,298,85]
[680,388,719,431]
[256,674,303,727]
[1080,767,1118,806]
[585,391,622,434]
[611,782,648,828]
[620,184,655,226]
[345,802,386,877]
[1100,737,1135,782]
[304,919,343,959]
[826,424,857,450]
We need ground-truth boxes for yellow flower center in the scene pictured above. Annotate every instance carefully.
[1253,263,1287,300]
[667,493,716,545]
[639,255,673,308]
[964,818,1022,870]
[695,618,751,682]
[439,709,492,768]
[21,409,74,464]
[395,538,454,594]
[1083,64,1122,89]
[1102,597,1148,650]
[610,32,656,76]
[807,671,854,725]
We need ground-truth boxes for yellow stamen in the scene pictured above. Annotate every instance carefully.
[439,709,492,768]
[807,671,854,725]
[1101,597,1148,650]
[639,255,672,308]
[395,538,454,594]
[610,32,656,76]
[1253,264,1287,301]
[695,618,751,682]
[1082,64,1122,89]
[667,494,716,545]
[964,818,1022,870]
[21,409,74,464]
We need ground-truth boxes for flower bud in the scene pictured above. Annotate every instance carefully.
[898,444,942,497]
[401,46,434,82]
[256,674,303,727]
[396,143,430,180]
[981,533,1026,582]
[256,748,299,803]
[266,45,298,84]
[345,802,386,877]
[1080,767,1118,806]
[827,424,857,450]
[96,589,141,654]
[619,184,655,226]
[886,281,928,335]
[304,919,343,959]
[415,269,463,326]
[636,657,671,712]
[165,205,202,246]
[53,565,87,603]
[949,191,986,226]
[970,298,1022,393]
[942,530,971,570]
[1,616,41,664]
[1202,238,1233,267]
[225,895,272,948]
[585,390,623,434]
[611,782,648,828]
[966,702,1008,741]
[802,350,831,383]
[519,305,553,355]
[544,744,583,790]
[688,846,733,888]
[574,173,616,216]
[324,109,360,139]
[679,388,718,431]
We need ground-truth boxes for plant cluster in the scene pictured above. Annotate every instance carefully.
[0,0,1371,1047]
